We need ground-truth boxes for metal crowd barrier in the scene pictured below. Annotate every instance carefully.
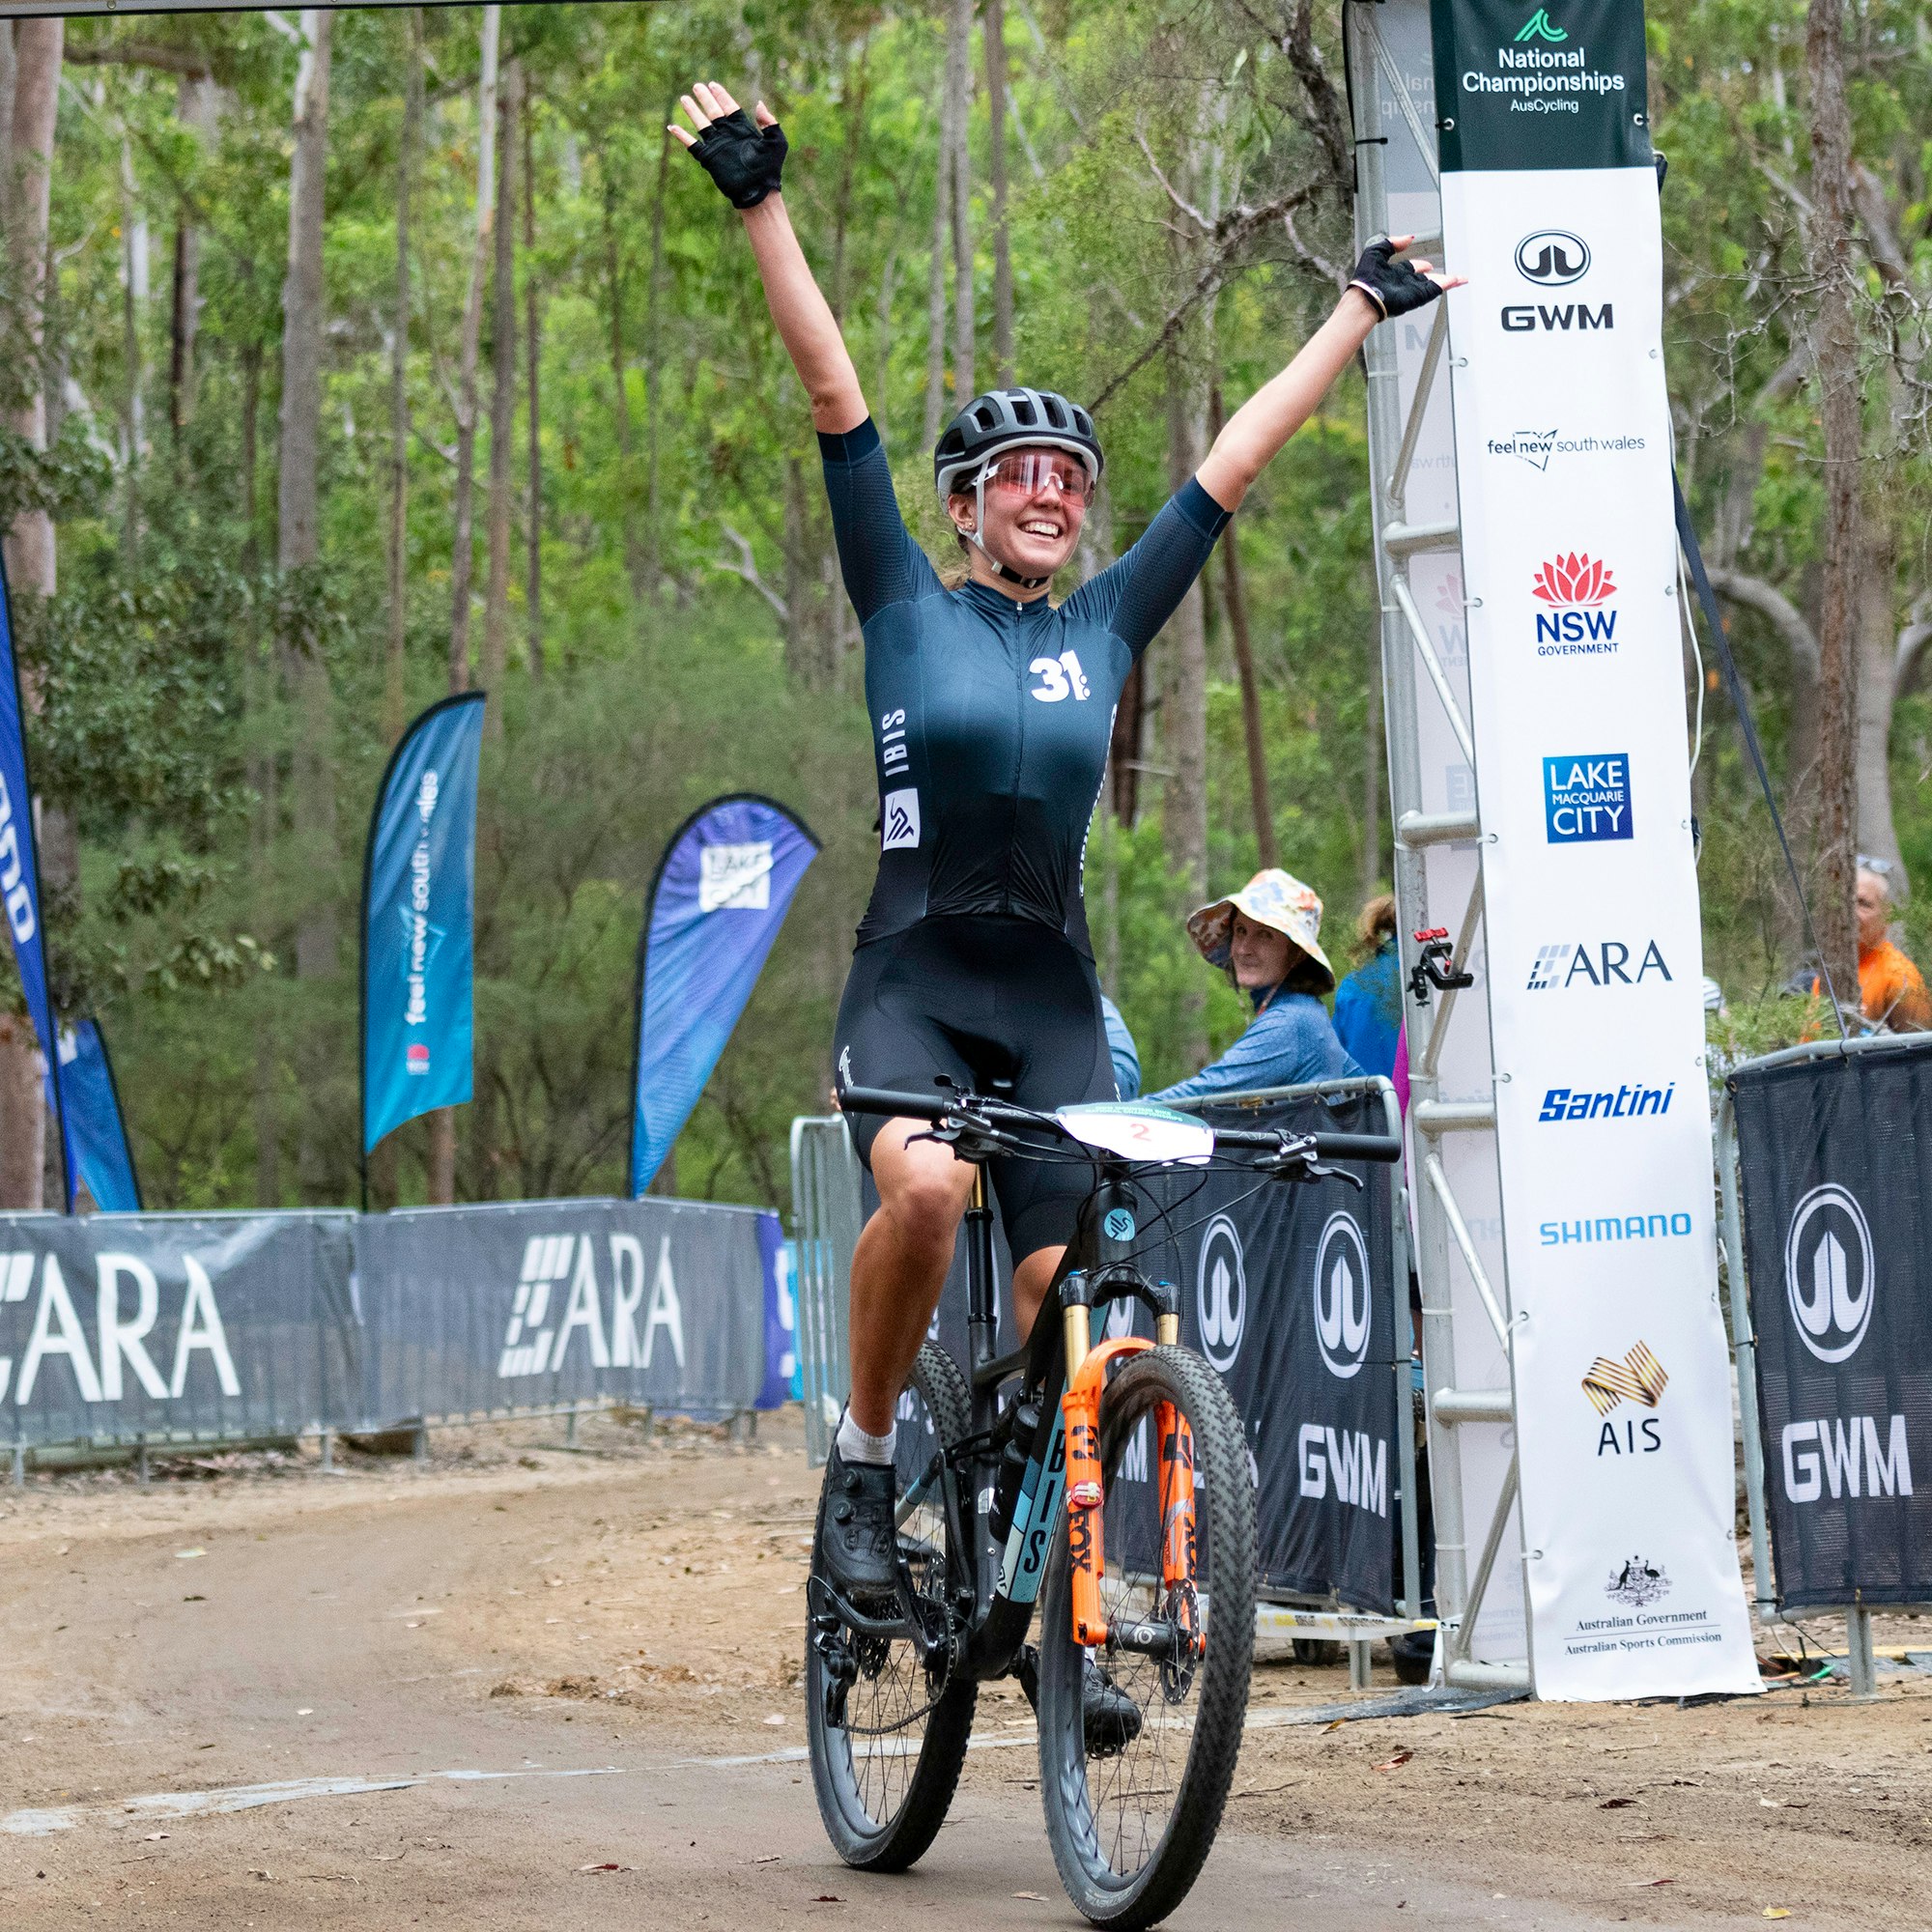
[1717,1032,1932,1701]
[786,1079,1433,1686]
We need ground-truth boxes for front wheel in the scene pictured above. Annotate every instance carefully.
[1037,1347,1257,1929]
[806,1343,978,1871]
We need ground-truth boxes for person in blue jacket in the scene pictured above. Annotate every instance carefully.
[1148,869,1359,1103]
[1100,994,1141,1100]
[1332,894,1403,1081]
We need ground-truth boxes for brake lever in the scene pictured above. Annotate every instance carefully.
[1264,1135,1366,1191]
[1303,1159,1365,1193]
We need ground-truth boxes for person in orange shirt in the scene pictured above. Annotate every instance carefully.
[1855,866,1930,1031]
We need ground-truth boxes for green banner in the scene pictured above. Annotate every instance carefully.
[1431,0,1652,172]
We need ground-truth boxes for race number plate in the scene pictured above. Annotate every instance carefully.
[1056,1101,1214,1166]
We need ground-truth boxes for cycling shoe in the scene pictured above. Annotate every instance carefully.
[817,1446,900,1601]
[1016,1643,1145,1758]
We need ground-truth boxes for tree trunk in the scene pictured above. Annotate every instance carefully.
[983,0,1014,386]
[946,0,975,406]
[481,57,518,724]
[427,1106,456,1203]
[1856,512,1902,888]
[167,73,214,443]
[0,19,61,1208]
[0,29,16,222]
[1208,383,1274,869]
[1164,341,1208,1065]
[1804,0,1861,1003]
[119,132,145,569]
[523,83,542,676]
[280,9,335,1205]
[598,144,645,602]
[642,115,670,598]
[385,9,421,743]
[242,336,279,1207]
[448,5,499,695]
[923,69,951,447]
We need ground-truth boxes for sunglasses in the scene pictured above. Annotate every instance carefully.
[981,450,1096,505]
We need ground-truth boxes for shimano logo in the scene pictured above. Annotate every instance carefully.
[1782,1183,1874,1363]
[1195,1213,1245,1370]
[497,1231,685,1379]
[1313,1211,1371,1379]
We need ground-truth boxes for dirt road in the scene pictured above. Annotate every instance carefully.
[2,1412,1927,1929]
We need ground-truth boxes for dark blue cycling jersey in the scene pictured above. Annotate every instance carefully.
[819,417,1230,954]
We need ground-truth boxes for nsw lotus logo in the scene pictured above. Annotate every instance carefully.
[1531,553,1618,655]
[406,1041,430,1076]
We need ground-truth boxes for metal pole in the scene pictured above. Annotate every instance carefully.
[1717,1092,1774,1615]
[1845,1604,1878,1701]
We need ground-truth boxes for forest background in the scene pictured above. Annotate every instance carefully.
[0,0,1926,1213]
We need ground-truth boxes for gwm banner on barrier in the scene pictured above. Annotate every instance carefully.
[361,693,487,1164]
[1732,1041,1932,1611]
[1431,0,1756,1694]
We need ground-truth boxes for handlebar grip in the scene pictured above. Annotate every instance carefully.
[1308,1132,1404,1163]
[835,1082,952,1122]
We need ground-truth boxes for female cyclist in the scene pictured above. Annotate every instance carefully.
[672,79,1458,1596]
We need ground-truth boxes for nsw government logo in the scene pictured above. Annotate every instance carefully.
[1531,553,1618,657]
[1782,1182,1874,1364]
[1543,753,1632,842]
[1313,1211,1372,1379]
[1196,1213,1246,1371]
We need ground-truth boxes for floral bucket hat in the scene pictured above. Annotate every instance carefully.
[1185,868,1336,994]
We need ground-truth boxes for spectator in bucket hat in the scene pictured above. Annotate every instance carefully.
[1145,868,1359,1104]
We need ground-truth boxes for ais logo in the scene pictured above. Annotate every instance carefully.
[1543,753,1632,842]
[1532,553,1618,656]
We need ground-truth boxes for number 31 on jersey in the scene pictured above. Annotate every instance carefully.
[1029,651,1091,703]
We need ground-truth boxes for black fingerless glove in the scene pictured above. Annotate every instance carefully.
[686,108,788,210]
[1349,237,1444,321]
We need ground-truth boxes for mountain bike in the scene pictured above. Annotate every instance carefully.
[806,1082,1401,1929]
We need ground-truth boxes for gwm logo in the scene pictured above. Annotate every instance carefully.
[1195,1214,1246,1371]
[1514,229,1589,283]
[1531,553,1618,655]
[1782,1183,1874,1363]
[1313,1212,1372,1379]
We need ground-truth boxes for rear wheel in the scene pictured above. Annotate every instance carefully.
[806,1344,978,1871]
[1037,1347,1256,1928]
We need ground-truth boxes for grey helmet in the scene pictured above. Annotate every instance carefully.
[933,388,1103,587]
[933,387,1103,500]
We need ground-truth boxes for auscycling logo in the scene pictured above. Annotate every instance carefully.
[1463,6,1630,110]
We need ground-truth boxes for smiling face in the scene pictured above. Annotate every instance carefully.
[1857,868,1891,951]
[948,445,1092,585]
[1230,910,1296,992]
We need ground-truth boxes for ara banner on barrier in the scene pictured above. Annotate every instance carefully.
[629,795,819,1196]
[57,1021,142,1213]
[1730,1042,1932,1611]
[1431,0,1756,1694]
[0,552,71,1206]
[360,693,487,1164]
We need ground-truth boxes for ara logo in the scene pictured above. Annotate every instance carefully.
[1514,7,1568,43]
[1515,229,1590,285]
[1029,650,1091,703]
[1525,939,1671,990]
[1312,1211,1372,1380]
[1195,1213,1246,1371]
[880,787,921,853]
[1605,1554,1670,1608]
[497,1231,684,1379]
[1531,552,1618,656]
[1782,1183,1874,1364]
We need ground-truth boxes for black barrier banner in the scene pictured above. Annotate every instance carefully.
[0,1212,358,1447]
[1732,1040,1932,1611]
[354,1197,769,1427]
[910,1091,1400,1614]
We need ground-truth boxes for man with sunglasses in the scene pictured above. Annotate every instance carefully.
[672,79,1460,1600]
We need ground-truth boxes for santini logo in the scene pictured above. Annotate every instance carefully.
[1532,552,1618,656]
[1544,753,1633,842]
[1515,229,1590,283]
[1539,1082,1676,1122]
[1526,939,1671,990]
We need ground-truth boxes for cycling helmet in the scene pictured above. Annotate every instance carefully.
[934,388,1103,587]
[933,387,1103,499]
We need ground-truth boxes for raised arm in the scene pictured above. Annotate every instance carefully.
[670,82,867,435]
[1197,237,1463,512]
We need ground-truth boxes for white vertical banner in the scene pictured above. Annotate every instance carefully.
[1432,0,1757,1697]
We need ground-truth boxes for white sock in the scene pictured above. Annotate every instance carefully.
[837,1409,896,1466]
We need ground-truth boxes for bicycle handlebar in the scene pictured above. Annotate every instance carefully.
[835,1082,1402,1165]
